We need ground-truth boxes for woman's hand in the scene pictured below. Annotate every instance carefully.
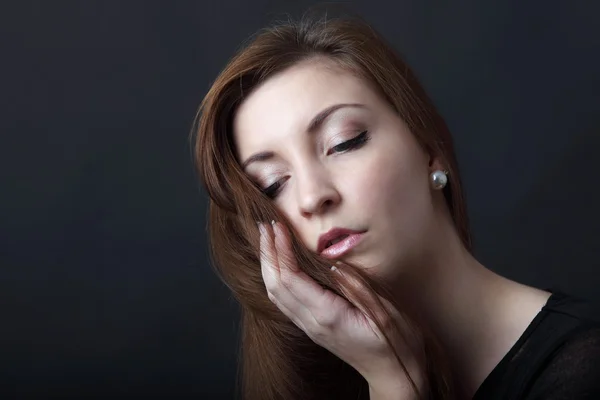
[258,220,425,398]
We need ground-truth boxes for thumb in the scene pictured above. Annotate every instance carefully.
[331,263,419,349]
[330,262,391,322]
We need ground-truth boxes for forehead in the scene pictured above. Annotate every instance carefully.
[232,60,380,159]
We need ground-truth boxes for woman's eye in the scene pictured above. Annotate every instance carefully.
[262,180,283,199]
[261,130,371,199]
[328,130,370,155]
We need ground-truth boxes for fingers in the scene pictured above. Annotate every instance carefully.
[271,221,336,312]
[259,221,340,328]
[259,221,314,327]
[258,221,279,286]
[267,290,309,331]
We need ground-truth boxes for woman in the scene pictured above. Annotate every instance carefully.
[193,13,600,399]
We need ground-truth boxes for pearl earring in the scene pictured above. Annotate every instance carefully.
[430,170,449,190]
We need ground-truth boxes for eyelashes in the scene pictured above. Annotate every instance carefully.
[327,130,370,155]
[261,130,371,199]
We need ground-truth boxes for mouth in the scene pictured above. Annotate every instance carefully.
[325,234,349,249]
[320,232,364,259]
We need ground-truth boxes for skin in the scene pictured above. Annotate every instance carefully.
[233,58,552,398]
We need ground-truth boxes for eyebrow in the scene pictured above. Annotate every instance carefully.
[241,103,366,170]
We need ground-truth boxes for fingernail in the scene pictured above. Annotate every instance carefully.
[331,265,343,275]
[257,222,264,234]
[271,219,276,226]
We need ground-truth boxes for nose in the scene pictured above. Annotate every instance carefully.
[295,165,340,217]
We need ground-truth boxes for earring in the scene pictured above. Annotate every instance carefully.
[430,170,449,190]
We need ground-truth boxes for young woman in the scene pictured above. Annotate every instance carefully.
[193,13,600,400]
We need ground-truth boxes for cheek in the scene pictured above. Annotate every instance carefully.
[349,145,433,237]
[350,150,426,210]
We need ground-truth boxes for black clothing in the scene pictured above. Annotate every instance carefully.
[472,289,600,399]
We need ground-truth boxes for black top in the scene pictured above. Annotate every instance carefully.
[472,288,600,399]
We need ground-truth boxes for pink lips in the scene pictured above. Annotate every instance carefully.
[320,232,365,259]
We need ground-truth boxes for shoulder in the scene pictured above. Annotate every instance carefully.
[525,313,600,399]
[473,290,600,400]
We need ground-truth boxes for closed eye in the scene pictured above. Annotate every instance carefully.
[261,130,371,199]
[327,129,370,155]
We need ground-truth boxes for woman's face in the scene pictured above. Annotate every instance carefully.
[233,59,446,279]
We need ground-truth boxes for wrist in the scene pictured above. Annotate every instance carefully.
[364,359,425,400]
[368,376,420,400]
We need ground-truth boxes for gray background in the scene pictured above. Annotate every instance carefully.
[1,0,599,398]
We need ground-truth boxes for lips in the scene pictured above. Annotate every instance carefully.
[317,227,365,259]
[325,234,349,248]
[320,232,364,259]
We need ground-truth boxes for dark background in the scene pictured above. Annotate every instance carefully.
[1,0,599,398]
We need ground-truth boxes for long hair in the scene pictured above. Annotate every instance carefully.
[193,11,472,400]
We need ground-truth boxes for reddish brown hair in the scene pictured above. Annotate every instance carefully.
[193,12,471,400]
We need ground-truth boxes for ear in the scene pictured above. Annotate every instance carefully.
[427,152,447,173]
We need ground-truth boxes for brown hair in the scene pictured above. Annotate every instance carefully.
[193,11,472,400]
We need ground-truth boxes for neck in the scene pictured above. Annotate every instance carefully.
[389,212,551,396]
